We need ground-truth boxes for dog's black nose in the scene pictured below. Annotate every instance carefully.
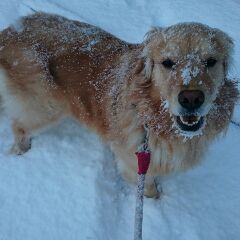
[178,90,205,110]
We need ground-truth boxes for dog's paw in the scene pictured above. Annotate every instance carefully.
[144,182,161,199]
[9,141,31,155]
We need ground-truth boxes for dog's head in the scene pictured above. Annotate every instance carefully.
[134,23,234,137]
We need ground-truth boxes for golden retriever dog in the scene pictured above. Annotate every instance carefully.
[0,13,238,197]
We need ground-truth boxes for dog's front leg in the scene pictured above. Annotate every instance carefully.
[118,159,160,198]
[10,121,31,155]
[144,176,161,199]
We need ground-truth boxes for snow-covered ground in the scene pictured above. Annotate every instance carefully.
[0,0,239,239]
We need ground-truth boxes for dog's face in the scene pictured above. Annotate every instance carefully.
[140,23,233,137]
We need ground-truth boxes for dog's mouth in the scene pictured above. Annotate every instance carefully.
[174,115,205,132]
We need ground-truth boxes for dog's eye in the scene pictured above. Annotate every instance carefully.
[205,58,217,67]
[162,59,175,69]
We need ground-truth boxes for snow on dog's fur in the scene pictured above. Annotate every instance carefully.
[0,13,238,197]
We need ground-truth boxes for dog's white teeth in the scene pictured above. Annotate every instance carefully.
[179,116,191,125]
[180,116,200,126]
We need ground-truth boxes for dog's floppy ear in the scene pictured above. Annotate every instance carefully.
[213,28,234,77]
[134,56,153,80]
[134,27,163,80]
[213,28,234,53]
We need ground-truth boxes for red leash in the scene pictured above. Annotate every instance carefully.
[134,126,150,240]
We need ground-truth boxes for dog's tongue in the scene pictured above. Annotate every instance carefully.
[182,115,199,124]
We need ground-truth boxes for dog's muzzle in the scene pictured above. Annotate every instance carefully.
[175,90,205,132]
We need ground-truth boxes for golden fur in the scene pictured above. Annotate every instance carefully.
[0,13,238,197]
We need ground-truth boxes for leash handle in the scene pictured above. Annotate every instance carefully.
[134,174,146,240]
[134,151,151,240]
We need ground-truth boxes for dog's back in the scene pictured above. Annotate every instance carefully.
[0,12,132,154]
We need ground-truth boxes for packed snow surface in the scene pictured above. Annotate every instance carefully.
[0,0,239,240]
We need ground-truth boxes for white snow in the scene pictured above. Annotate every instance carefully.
[0,0,239,240]
[180,54,201,85]
[181,62,200,85]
